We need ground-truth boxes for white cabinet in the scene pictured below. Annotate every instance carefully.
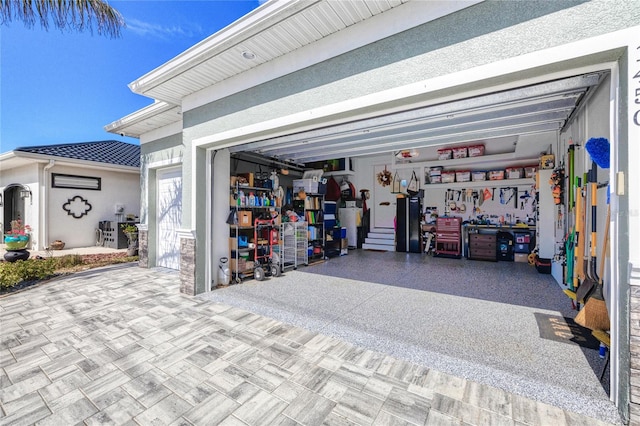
[537,169,555,258]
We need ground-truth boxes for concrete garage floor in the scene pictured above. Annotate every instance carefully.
[202,250,619,424]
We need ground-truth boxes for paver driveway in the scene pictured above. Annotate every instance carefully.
[0,264,618,425]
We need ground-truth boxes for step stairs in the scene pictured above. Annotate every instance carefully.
[362,227,395,251]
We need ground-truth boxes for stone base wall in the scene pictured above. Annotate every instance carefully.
[138,229,149,268]
[179,236,196,296]
[629,263,640,424]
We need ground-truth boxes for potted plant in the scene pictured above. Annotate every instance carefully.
[4,219,32,250]
[121,223,139,256]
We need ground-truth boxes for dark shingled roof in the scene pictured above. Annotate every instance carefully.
[15,140,140,168]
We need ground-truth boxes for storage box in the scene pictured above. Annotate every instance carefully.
[238,211,252,226]
[468,144,485,157]
[540,154,555,169]
[437,148,452,160]
[452,146,468,159]
[472,171,487,182]
[536,257,552,274]
[488,170,505,180]
[524,165,537,178]
[455,170,471,182]
[429,175,442,184]
[236,173,254,187]
[514,253,529,263]
[441,171,456,183]
[506,167,523,179]
[230,257,247,271]
[293,179,319,194]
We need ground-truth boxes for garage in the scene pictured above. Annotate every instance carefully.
[105,1,638,423]
[208,67,617,420]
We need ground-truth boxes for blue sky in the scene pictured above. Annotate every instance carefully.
[0,0,262,153]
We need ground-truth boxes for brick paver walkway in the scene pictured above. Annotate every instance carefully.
[0,264,616,425]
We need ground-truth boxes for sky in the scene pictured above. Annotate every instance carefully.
[0,0,263,153]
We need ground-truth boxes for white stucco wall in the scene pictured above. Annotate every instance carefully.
[45,165,140,249]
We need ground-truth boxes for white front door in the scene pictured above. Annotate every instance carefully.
[157,167,182,270]
[373,164,396,229]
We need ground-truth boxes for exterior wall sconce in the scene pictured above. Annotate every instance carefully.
[20,189,32,200]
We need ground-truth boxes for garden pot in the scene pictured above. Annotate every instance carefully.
[4,249,30,262]
[4,234,30,250]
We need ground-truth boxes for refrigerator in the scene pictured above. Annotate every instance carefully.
[338,207,362,249]
[396,196,422,253]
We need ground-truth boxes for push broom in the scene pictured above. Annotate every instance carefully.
[575,137,610,330]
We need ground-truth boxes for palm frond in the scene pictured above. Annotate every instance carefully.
[1,0,125,38]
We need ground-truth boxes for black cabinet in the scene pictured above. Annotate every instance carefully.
[396,196,422,253]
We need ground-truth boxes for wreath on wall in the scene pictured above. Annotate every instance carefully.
[376,166,392,187]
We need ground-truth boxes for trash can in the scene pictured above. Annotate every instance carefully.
[497,231,514,261]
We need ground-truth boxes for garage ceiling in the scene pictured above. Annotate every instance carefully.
[230,72,604,165]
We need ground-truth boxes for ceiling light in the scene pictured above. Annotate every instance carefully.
[242,50,256,60]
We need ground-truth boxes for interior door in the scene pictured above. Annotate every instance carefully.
[157,167,182,270]
[373,164,396,229]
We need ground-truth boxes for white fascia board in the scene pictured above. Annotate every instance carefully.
[183,0,482,112]
[139,120,184,145]
[104,101,177,135]
[2,151,139,174]
[129,0,313,95]
[193,26,636,150]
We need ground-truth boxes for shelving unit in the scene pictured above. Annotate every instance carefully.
[229,185,279,282]
[423,177,534,190]
[293,194,324,263]
[279,221,308,271]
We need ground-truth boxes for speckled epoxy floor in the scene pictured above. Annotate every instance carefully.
[202,249,619,423]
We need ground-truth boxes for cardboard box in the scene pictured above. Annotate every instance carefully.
[229,237,237,251]
[230,257,247,271]
[540,155,555,169]
[237,172,254,187]
[514,253,529,263]
[238,211,252,226]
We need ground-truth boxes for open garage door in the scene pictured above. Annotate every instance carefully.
[157,167,182,270]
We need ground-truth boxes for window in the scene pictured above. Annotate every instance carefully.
[52,173,101,190]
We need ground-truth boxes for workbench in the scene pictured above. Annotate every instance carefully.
[462,224,536,259]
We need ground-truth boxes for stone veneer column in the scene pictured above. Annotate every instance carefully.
[178,231,196,296]
[137,225,149,268]
[629,263,640,423]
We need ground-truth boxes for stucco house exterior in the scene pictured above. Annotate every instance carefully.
[1,140,140,251]
[106,1,639,423]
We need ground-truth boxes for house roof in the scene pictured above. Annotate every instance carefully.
[14,140,140,168]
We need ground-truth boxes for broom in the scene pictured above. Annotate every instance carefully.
[574,206,610,330]
[575,136,610,330]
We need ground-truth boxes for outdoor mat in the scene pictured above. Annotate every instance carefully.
[534,312,600,350]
